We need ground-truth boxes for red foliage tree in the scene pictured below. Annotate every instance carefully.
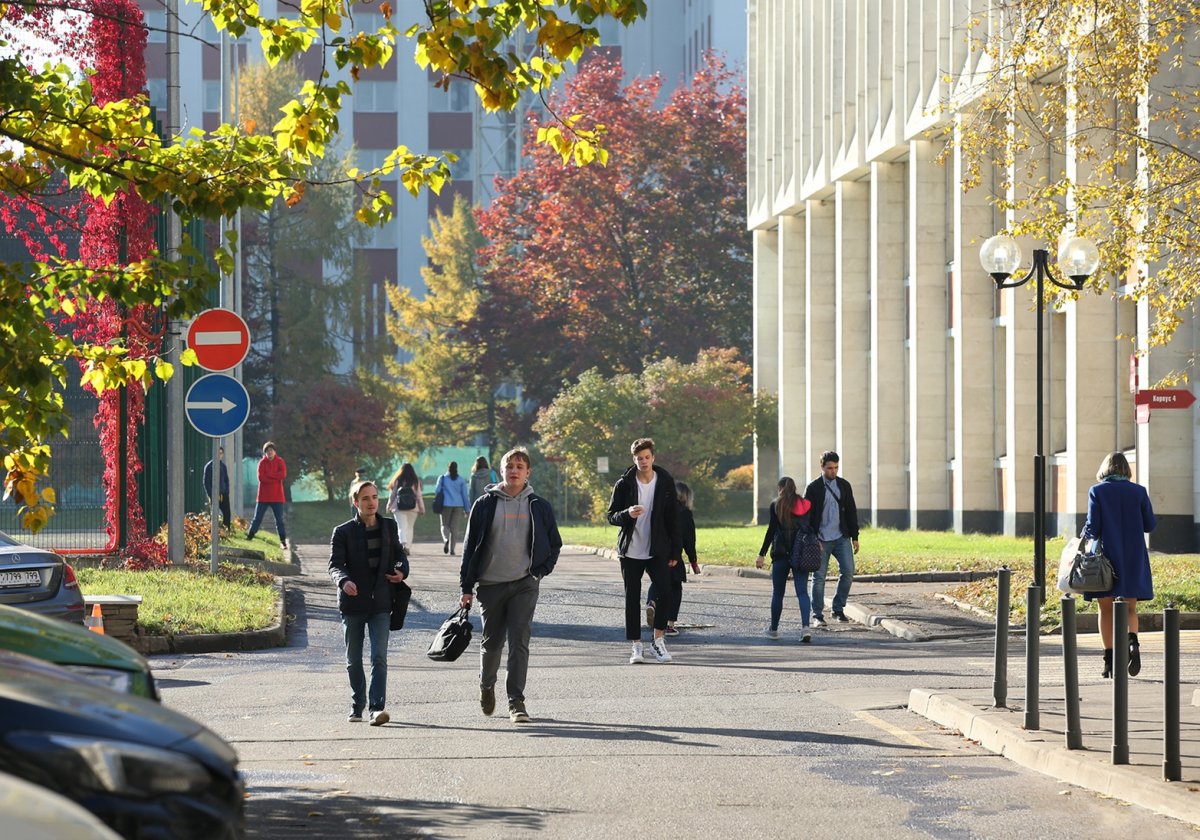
[272,379,391,502]
[473,54,751,409]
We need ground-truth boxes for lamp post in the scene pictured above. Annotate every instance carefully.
[979,234,1100,600]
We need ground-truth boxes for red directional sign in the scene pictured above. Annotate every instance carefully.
[1134,389,1196,409]
[187,308,249,372]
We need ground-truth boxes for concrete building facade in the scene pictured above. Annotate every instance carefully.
[747,1,1199,550]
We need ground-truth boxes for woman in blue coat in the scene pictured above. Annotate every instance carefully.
[1081,452,1156,679]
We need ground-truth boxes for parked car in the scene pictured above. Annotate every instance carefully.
[0,529,84,622]
[0,650,245,840]
[0,602,157,699]
[0,769,123,840]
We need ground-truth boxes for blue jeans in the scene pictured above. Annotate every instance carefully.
[247,501,287,543]
[770,558,811,630]
[812,536,855,616]
[341,611,390,713]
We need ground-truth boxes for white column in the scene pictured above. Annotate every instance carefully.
[835,180,870,513]
[805,199,837,478]
[778,214,808,479]
[753,228,781,523]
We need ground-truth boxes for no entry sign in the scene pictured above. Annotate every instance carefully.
[187,308,250,372]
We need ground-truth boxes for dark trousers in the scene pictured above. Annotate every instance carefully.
[476,576,540,704]
[209,493,231,530]
[621,556,670,639]
[646,577,684,623]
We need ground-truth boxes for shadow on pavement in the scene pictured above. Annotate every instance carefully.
[246,787,565,839]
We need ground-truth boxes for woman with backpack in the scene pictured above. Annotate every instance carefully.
[754,476,815,643]
[386,463,424,552]
[469,456,496,507]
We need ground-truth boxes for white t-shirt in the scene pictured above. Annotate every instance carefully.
[626,473,657,559]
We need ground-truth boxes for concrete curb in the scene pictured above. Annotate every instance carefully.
[908,689,1200,826]
[137,578,288,655]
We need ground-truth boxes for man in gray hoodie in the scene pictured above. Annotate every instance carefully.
[459,448,562,723]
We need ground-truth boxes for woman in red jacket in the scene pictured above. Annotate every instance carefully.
[247,441,288,548]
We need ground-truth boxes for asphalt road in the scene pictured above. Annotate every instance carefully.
[153,544,1197,839]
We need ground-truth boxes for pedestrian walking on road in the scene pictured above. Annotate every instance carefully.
[804,451,859,626]
[756,477,815,642]
[1082,451,1157,679]
[646,481,701,637]
[203,446,232,531]
[434,462,470,555]
[386,462,424,552]
[459,448,562,724]
[247,441,288,549]
[469,456,496,507]
[607,438,681,665]
[329,480,408,726]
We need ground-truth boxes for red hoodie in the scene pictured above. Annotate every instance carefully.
[257,455,287,503]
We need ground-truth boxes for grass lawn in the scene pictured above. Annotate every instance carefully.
[77,566,277,635]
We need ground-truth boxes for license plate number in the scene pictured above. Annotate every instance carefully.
[0,570,41,588]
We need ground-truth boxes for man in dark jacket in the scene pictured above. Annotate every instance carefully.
[607,438,681,665]
[803,451,860,626]
[459,448,562,724]
[203,446,231,530]
[329,480,408,726]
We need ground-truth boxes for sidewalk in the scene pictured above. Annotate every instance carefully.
[909,630,1200,826]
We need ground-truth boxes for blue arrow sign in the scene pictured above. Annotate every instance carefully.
[185,374,250,438]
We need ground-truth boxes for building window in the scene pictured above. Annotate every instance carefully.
[430,77,473,112]
[446,149,472,180]
[146,78,167,112]
[203,80,222,113]
[144,9,166,43]
[353,80,396,112]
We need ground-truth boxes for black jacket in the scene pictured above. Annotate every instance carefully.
[673,504,697,583]
[606,464,681,561]
[459,489,563,594]
[803,475,859,541]
[328,515,409,615]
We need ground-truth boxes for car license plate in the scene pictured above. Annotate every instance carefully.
[0,570,41,588]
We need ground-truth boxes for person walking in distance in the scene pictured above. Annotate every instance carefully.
[247,441,288,549]
[804,451,859,626]
[1082,452,1156,679]
[755,477,815,642]
[385,462,424,553]
[459,448,562,724]
[646,481,701,637]
[469,456,495,507]
[607,438,681,664]
[329,480,408,726]
[203,446,232,531]
[434,462,470,555]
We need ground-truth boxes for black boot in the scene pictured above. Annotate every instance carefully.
[1102,648,1113,679]
[1128,632,1141,677]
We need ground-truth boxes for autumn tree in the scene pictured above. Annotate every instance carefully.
[237,62,366,443]
[473,54,751,409]
[377,195,507,455]
[533,348,757,517]
[272,378,389,501]
[955,1,1200,364]
[0,0,646,529]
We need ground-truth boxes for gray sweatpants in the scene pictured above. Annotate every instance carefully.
[476,575,540,704]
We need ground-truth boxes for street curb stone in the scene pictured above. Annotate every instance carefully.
[908,689,1200,826]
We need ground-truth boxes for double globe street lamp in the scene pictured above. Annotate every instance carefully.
[979,234,1101,599]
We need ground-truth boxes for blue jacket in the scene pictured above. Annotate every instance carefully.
[328,515,410,615]
[459,489,562,593]
[1082,477,1156,600]
[435,474,471,513]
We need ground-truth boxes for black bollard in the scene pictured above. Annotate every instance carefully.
[993,566,1010,709]
[1112,597,1129,764]
[1164,603,1181,781]
[1061,596,1082,749]
[1025,585,1040,730]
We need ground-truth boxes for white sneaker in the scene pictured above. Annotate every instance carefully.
[629,641,645,664]
[801,627,812,643]
[651,637,672,663]
[765,627,779,640]
[812,615,828,628]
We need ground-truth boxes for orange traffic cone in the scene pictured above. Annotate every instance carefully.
[84,603,105,635]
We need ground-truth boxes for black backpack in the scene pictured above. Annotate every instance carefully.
[394,485,417,511]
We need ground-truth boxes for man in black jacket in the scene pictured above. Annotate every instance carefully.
[329,481,408,726]
[459,448,562,723]
[607,438,681,664]
[803,451,860,626]
[203,446,231,530]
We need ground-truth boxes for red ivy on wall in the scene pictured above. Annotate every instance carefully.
[2,2,166,565]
